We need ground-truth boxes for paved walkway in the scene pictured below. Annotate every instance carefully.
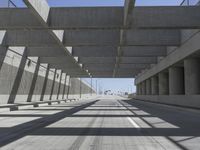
[0,96,200,150]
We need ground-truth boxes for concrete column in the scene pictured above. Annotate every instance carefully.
[184,58,200,95]
[8,47,27,104]
[64,75,70,99]
[136,84,139,95]
[56,70,63,99]
[141,81,146,95]
[158,72,169,95]
[49,69,57,100]
[169,67,184,95]
[67,77,71,99]
[151,76,159,95]
[27,57,40,102]
[137,84,140,95]
[62,73,67,99]
[145,79,151,95]
[40,64,49,101]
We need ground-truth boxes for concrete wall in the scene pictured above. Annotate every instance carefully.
[134,95,200,109]
[68,78,95,99]
[0,47,94,104]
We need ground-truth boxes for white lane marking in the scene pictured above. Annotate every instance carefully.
[127,117,140,129]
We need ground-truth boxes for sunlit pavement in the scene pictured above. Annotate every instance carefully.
[0,96,200,150]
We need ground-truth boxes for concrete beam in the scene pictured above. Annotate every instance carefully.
[124,0,135,27]
[119,64,150,69]
[3,29,180,47]
[39,57,74,64]
[73,46,117,57]
[0,9,42,29]
[50,63,81,69]
[79,57,157,65]
[5,30,57,47]
[122,46,166,56]
[27,47,65,57]
[1,6,200,29]
[132,6,200,29]
[84,64,115,70]
[125,29,180,46]
[49,7,123,29]
[121,57,157,64]
[79,57,116,64]
[63,29,180,46]
[73,46,166,57]
[63,29,120,46]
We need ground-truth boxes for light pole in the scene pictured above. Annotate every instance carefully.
[90,77,92,96]
[96,79,98,95]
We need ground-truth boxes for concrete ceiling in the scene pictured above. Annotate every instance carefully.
[0,0,200,77]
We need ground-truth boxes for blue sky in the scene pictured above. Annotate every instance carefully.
[2,0,183,7]
[1,0,183,93]
[47,0,183,7]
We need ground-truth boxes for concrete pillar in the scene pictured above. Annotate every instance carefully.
[184,58,200,95]
[51,69,61,100]
[158,72,169,95]
[62,73,67,99]
[56,70,63,100]
[67,77,71,99]
[151,76,159,95]
[145,79,151,95]
[141,81,146,95]
[137,84,140,95]
[40,64,49,101]
[8,47,27,104]
[64,75,70,99]
[49,69,57,100]
[27,57,40,102]
[169,67,184,95]
[136,84,139,95]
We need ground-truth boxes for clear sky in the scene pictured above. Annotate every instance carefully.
[3,0,183,7]
[1,0,184,94]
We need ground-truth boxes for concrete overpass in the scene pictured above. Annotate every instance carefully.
[0,0,200,149]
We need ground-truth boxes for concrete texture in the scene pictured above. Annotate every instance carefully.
[2,3,200,77]
[151,76,159,95]
[169,67,185,95]
[158,72,169,95]
[184,58,200,95]
[145,79,151,95]
[1,96,200,150]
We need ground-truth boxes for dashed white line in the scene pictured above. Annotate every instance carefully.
[127,117,140,129]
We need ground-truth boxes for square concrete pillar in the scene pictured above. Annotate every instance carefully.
[169,67,184,95]
[158,72,169,95]
[145,79,151,95]
[136,84,139,95]
[151,76,159,95]
[137,83,142,95]
[184,58,200,95]
[141,81,146,95]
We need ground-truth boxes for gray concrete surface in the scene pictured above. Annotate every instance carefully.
[0,95,200,150]
[3,1,200,78]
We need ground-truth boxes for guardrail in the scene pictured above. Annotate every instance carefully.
[181,0,200,5]
[0,0,17,7]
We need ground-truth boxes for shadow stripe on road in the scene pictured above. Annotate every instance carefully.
[0,100,99,147]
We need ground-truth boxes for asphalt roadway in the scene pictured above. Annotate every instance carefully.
[0,95,200,150]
